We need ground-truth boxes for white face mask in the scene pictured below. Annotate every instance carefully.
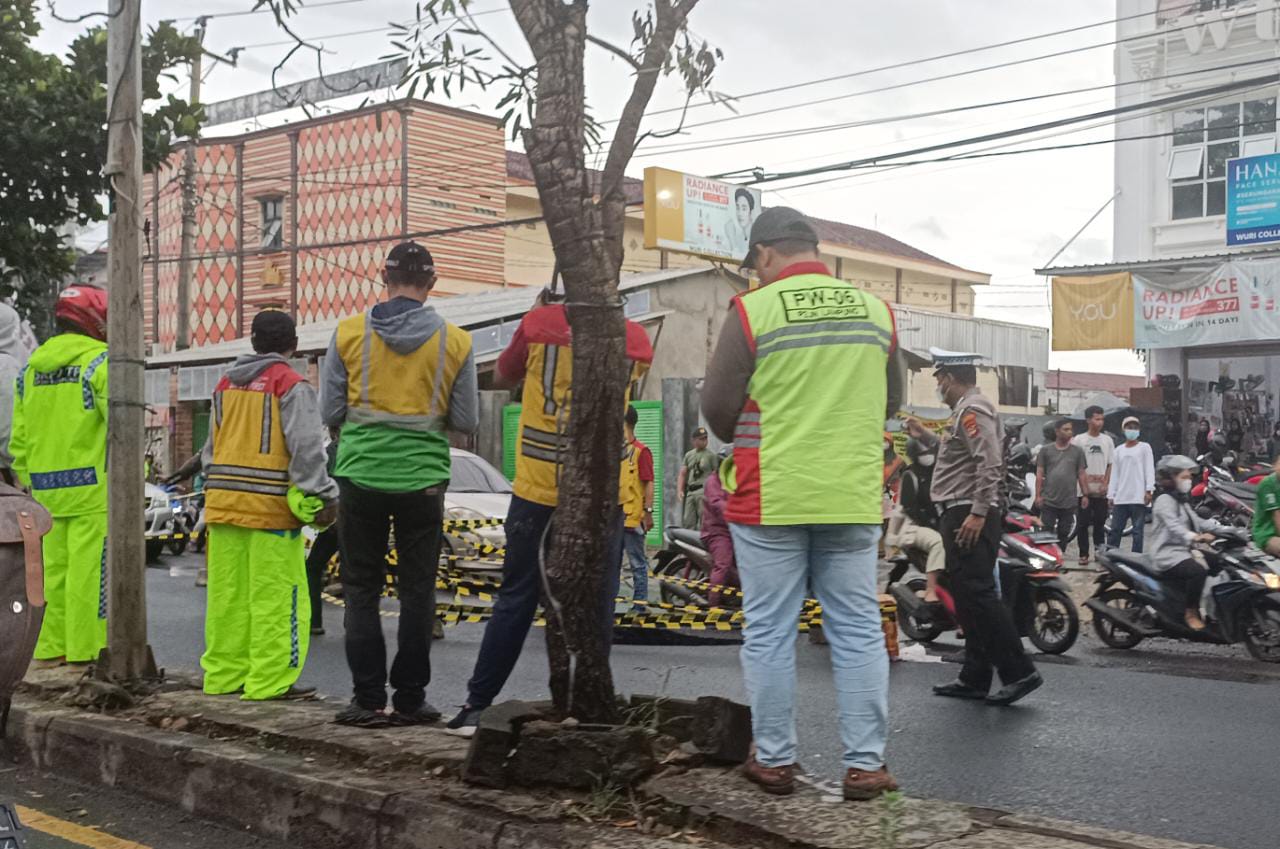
[1177,478,1193,494]
[918,454,936,467]
[935,385,948,405]
[1124,429,1140,441]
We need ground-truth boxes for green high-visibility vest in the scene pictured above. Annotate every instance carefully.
[12,333,109,517]
[725,268,894,526]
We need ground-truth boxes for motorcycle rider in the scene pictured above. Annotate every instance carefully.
[885,438,945,603]
[1149,455,1229,631]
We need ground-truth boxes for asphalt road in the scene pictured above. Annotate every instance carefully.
[25,551,1280,849]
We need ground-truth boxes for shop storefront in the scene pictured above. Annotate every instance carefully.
[1046,252,1280,459]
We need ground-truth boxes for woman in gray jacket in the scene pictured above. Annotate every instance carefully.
[1149,454,1228,631]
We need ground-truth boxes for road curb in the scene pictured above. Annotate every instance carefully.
[1,698,686,849]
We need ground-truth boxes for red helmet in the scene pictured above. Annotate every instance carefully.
[55,285,108,341]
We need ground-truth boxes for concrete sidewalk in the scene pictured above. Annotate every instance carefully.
[3,667,1223,849]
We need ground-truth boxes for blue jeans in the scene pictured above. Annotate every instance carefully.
[1108,503,1147,552]
[464,495,622,709]
[621,527,648,604]
[729,522,887,771]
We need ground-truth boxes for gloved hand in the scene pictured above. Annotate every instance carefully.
[287,486,336,530]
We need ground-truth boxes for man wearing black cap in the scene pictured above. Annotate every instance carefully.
[321,241,478,727]
[677,426,717,528]
[907,348,1041,706]
[703,206,906,801]
[200,310,338,700]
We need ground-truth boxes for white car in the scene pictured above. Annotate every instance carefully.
[144,482,179,561]
[444,448,510,567]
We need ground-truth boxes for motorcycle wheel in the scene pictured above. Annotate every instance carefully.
[1028,585,1079,654]
[897,577,944,644]
[145,539,165,563]
[1091,588,1145,649]
[655,555,709,607]
[168,521,189,556]
[1244,605,1280,663]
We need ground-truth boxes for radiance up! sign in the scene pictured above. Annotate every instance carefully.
[643,167,764,262]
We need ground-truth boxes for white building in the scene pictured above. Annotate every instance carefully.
[1046,0,1280,454]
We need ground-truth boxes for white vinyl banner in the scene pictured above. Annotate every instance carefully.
[1133,259,1280,348]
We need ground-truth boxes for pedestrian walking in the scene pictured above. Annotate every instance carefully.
[699,445,738,607]
[1036,419,1087,552]
[444,287,653,737]
[200,310,338,701]
[1107,417,1154,553]
[702,206,906,800]
[321,241,478,727]
[677,427,717,528]
[10,286,109,667]
[0,304,30,487]
[910,349,1041,706]
[1071,405,1113,566]
[620,405,655,611]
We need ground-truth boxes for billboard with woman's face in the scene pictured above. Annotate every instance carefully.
[643,167,764,262]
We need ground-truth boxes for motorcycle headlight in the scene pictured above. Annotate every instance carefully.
[149,494,169,510]
[1265,573,1280,590]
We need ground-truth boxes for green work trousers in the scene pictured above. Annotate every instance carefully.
[683,490,706,530]
[35,512,108,663]
[202,524,309,700]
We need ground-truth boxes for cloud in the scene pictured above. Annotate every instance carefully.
[912,216,948,241]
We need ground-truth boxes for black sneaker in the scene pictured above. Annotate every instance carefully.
[334,701,391,728]
[986,671,1043,706]
[310,626,325,636]
[444,705,484,737]
[388,702,443,726]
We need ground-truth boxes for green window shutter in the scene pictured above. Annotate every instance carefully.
[502,403,522,481]
[632,400,664,546]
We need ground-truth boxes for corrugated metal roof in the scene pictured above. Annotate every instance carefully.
[1037,247,1280,276]
[893,304,1049,371]
[147,266,716,368]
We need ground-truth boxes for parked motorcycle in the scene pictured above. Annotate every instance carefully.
[1088,527,1280,662]
[652,528,729,607]
[1198,476,1256,528]
[887,522,1079,654]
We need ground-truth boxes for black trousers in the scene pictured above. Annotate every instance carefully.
[1164,558,1208,613]
[337,478,444,713]
[1040,505,1076,552]
[1076,496,1109,558]
[305,525,340,631]
[940,506,1037,690]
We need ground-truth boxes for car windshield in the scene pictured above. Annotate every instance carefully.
[450,454,513,494]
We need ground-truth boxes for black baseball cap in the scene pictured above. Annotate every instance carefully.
[741,207,820,270]
[692,427,708,438]
[385,241,435,275]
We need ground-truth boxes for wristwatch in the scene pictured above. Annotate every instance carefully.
[643,508,653,514]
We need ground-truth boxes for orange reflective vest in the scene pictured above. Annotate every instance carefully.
[204,362,304,530]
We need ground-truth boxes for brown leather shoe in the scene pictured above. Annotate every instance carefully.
[743,757,796,796]
[843,765,899,801]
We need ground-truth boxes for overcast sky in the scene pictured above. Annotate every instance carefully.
[35,0,1143,374]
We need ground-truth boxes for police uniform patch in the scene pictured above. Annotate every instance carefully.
[961,412,979,438]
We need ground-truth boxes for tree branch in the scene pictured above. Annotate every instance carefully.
[586,34,641,71]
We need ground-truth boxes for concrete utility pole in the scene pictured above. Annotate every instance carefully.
[176,22,205,351]
[104,0,155,681]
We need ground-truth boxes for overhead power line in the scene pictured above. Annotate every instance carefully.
[635,55,1280,159]
[166,0,368,23]
[741,72,1280,186]
[644,4,1274,136]
[638,0,1212,122]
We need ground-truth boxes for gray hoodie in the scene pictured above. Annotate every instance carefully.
[201,353,338,503]
[320,302,478,433]
[0,304,29,469]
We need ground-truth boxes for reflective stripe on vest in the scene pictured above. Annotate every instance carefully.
[335,311,471,431]
[726,273,894,526]
[204,362,302,530]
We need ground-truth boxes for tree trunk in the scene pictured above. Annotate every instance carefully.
[510,0,699,723]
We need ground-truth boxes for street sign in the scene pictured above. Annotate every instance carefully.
[1226,152,1280,246]
[642,167,763,263]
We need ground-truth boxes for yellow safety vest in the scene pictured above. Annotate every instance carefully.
[204,362,304,530]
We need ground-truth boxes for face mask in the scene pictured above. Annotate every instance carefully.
[1177,478,1193,494]
[918,455,936,467]
[1124,429,1140,441]
[935,385,948,404]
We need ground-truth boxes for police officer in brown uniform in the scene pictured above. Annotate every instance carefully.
[907,348,1042,706]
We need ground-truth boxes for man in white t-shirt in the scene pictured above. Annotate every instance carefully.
[1106,416,1155,553]
[1071,405,1114,565]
